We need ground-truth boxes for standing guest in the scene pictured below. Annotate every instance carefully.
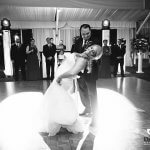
[56,40,66,65]
[26,38,41,81]
[58,40,66,51]
[10,36,26,81]
[99,39,111,78]
[114,39,126,77]
[72,24,101,126]
[71,37,76,53]
[110,42,117,77]
[43,37,56,80]
[58,49,65,66]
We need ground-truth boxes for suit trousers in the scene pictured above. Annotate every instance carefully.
[46,59,55,79]
[14,62,26,80]
[114,58,124,76]
[77,75,98,114]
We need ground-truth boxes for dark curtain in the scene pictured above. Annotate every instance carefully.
[110,29,117,45]
[22,29,33,47]
[91,29,102,46]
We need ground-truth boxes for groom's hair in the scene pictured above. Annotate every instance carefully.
[80,24,91,33]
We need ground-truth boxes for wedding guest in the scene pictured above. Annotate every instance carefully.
[58,40,66,51]
[114,39,126,77]
[58,49,65,66]
[71,37,76,53]
[110,42,117,77]
[43,37,56,80]
[98,39,111,78]
[10,36,26,81]
[26,38,41,81]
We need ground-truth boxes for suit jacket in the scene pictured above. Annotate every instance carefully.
[10,43,26,64]
[73,36,100,80]
[71,44,76,53]
[43,44,56,61]
[115,44,126,59]
[110,44,118,65]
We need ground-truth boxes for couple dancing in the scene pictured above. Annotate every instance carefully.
[0,32,102,149]
[38,24,100,135]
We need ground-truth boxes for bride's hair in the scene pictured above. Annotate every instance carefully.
[82,44,102,73]
[84,44,103,60]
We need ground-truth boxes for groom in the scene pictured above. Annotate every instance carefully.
[72,24,100,123]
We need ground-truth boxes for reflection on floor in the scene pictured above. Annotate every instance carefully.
[0,77,150,149]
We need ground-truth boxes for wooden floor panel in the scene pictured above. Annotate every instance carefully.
[0,77,150,149]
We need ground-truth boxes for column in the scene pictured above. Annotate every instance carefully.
[3,30,13,76]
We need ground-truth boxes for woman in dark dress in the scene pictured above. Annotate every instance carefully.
[99,39,111,78]
[26,38,41,80]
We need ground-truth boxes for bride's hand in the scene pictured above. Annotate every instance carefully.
[56,77,62,85]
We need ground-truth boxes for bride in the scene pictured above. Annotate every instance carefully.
[0,44,102,149]
[37,44,102,135]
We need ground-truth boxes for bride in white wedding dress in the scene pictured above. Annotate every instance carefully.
[0,44,102,150]
[37,44,102,135]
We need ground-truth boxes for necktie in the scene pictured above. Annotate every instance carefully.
[82,40,88,49]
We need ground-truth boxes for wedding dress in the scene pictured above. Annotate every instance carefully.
[37,53,84,135]
[0,92,50,150]
[0,53,83,149]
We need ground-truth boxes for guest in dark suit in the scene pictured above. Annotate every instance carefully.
[43,37,56,80]
[99,39,111,78]
[72,24,100,126]
[71,37,76,53]
[110,42,117,76]
[114,39,126,77]
[10,37,26,81]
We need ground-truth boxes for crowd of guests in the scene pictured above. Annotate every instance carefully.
[10,36,67,81]
[10,31,126,81]
[99,38,126,78]
[11,36,42,81]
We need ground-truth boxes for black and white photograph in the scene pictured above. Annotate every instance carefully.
[0,0,150,150]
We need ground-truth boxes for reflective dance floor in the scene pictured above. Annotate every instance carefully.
[0,77,150,150]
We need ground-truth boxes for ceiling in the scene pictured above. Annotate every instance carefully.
[0,0,149,22]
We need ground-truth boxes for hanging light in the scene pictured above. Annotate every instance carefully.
[102,19,110,30]
[1,18,11,30]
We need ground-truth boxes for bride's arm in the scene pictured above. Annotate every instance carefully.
[56,57,87,84]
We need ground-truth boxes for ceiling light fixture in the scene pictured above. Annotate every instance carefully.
[102,19,110,30]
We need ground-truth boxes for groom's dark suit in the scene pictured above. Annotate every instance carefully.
[72,36,100,115]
